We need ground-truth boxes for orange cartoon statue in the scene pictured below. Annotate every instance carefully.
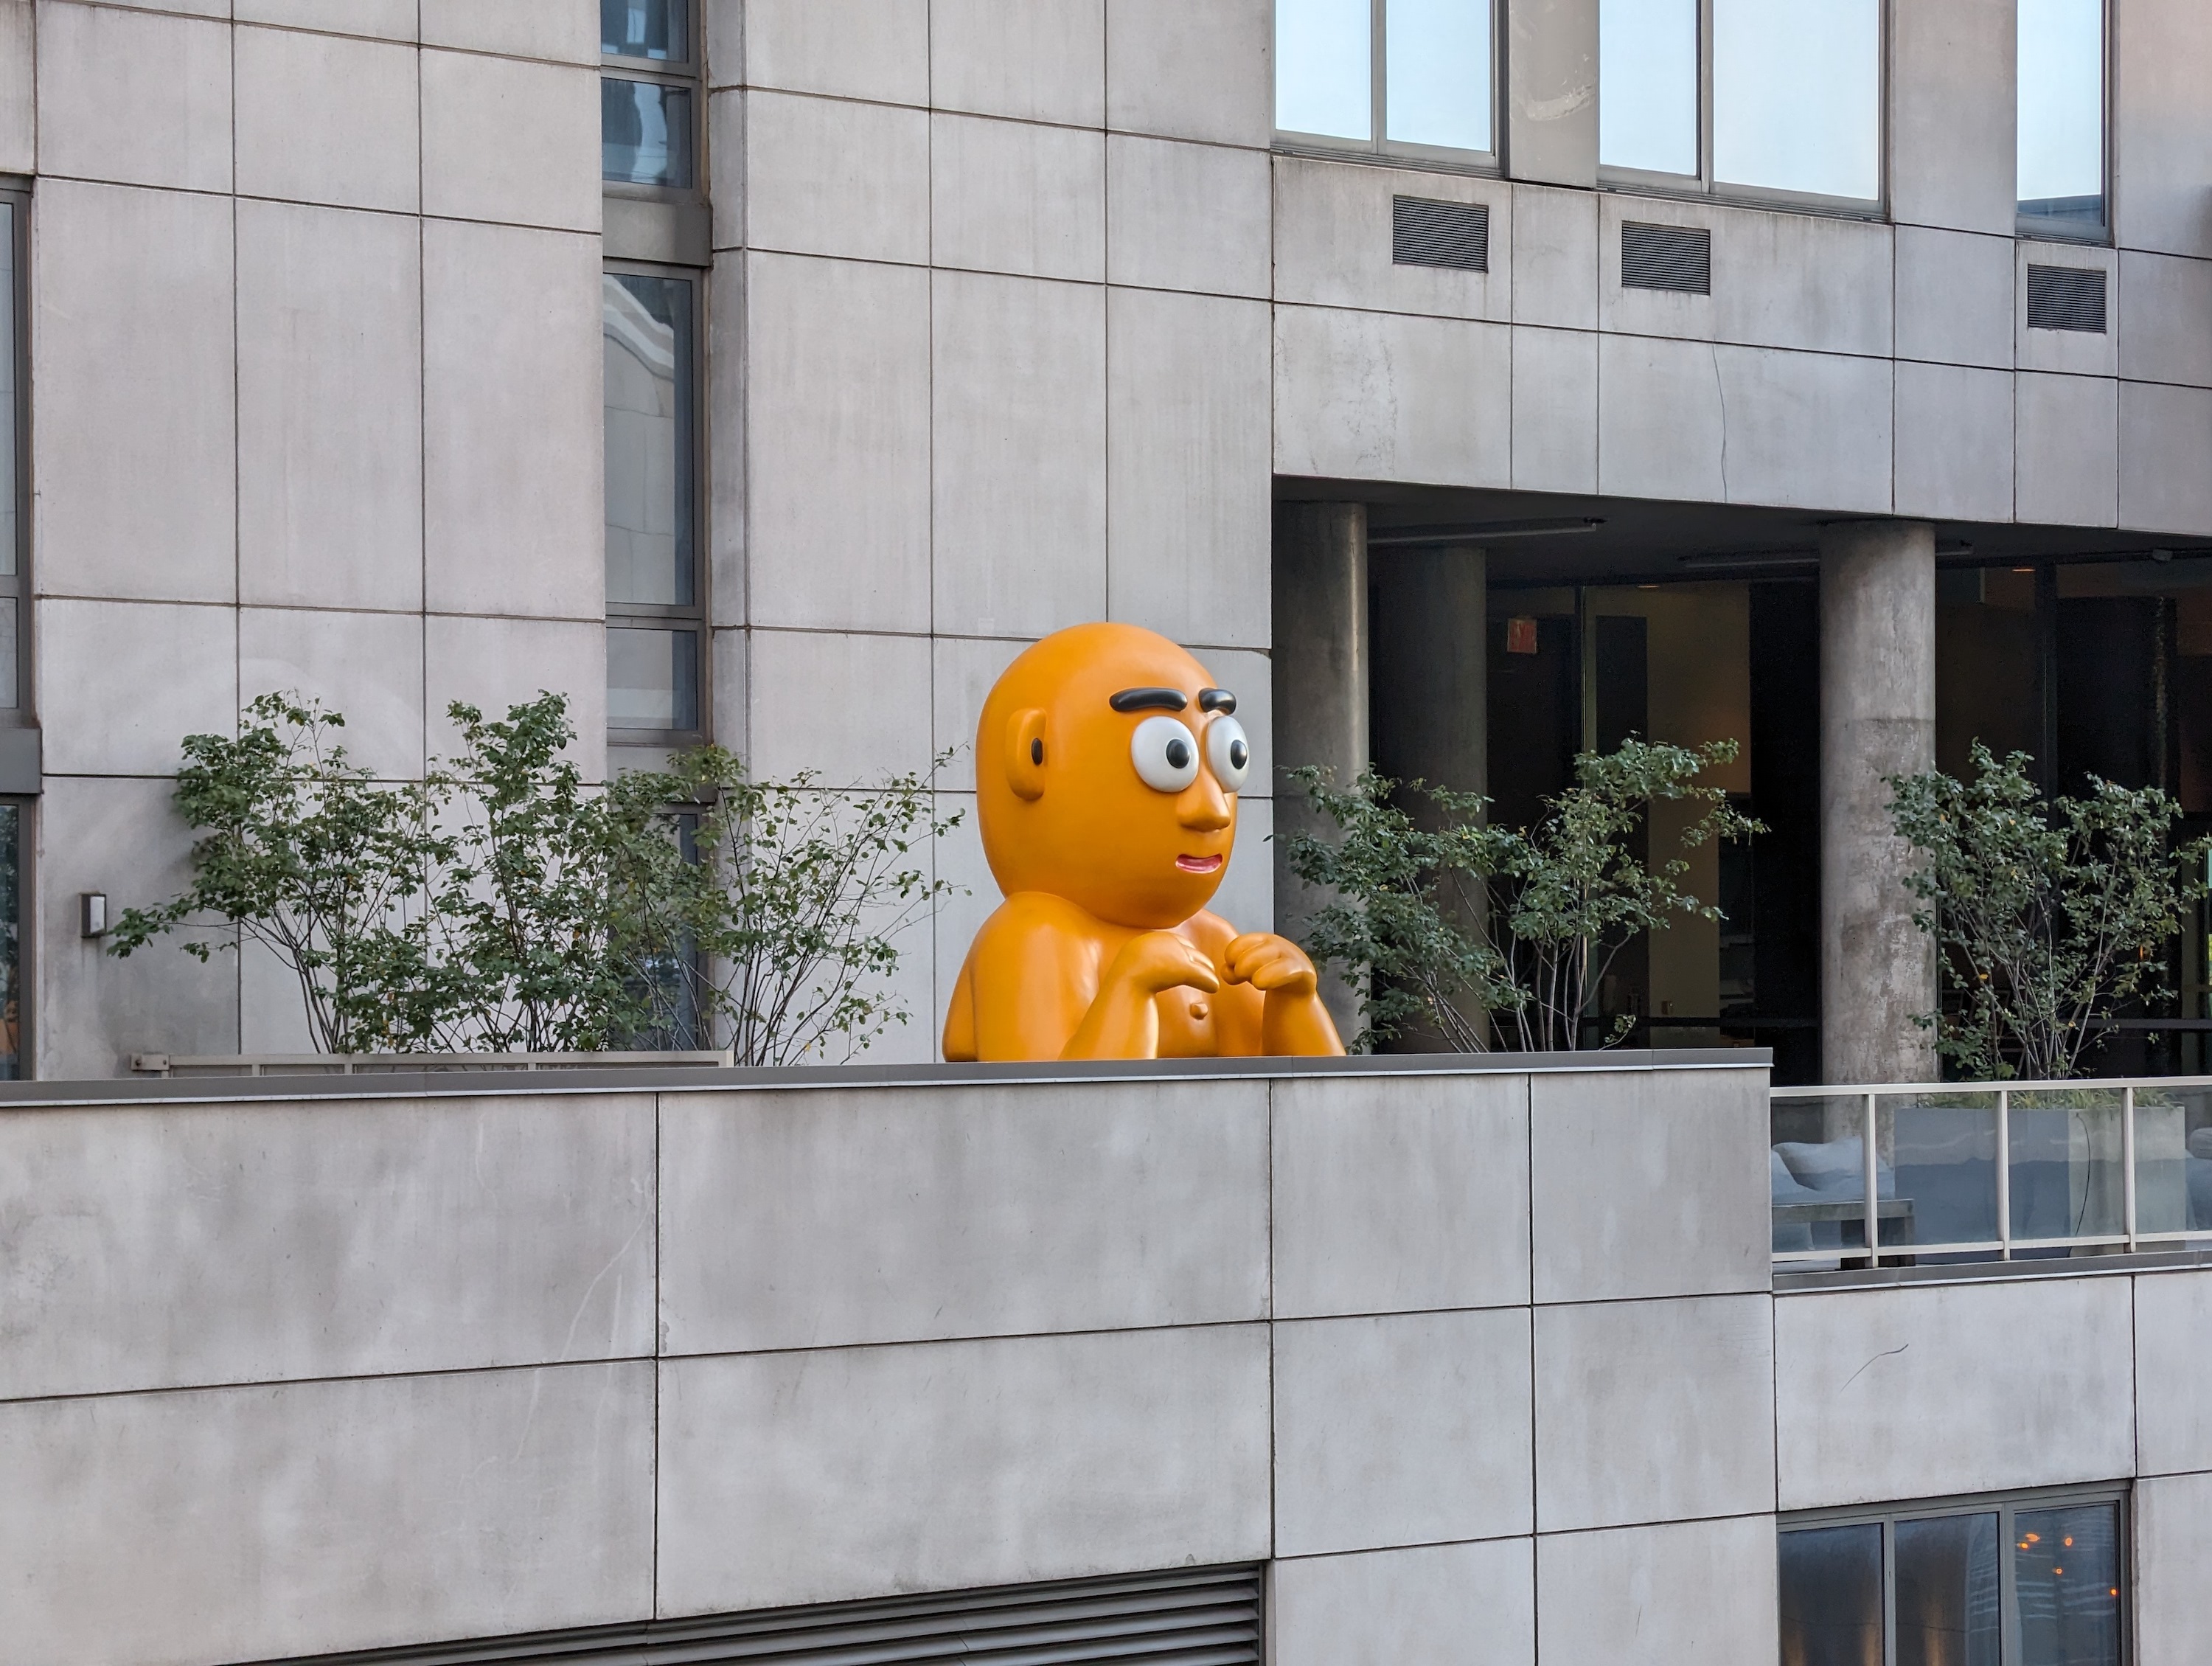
[943,622,1346,1062]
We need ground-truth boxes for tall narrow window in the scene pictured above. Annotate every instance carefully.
[2018,0,2106,237]
[604,270,703,741]
[1713,0,1880,201]
[1600,0,1700,177]
[0,191,21,714]
[1276,0,1497,161]
[602,0,696,190]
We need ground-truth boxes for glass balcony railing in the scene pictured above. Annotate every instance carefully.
[1772,1079,2212,1269]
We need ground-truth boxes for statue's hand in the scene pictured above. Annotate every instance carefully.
[1223,933,1319,998]
[1104,931,1222,997]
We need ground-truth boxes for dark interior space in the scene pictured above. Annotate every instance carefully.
[1485,612,1577,839]
[1748,582,1822,1086]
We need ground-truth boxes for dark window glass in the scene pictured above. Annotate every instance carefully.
[1896,1513,2002,1666]
[603,273,695,608]
[0,803,20,1078]
[608,626,700,734]
[1779,1523,1884,1666]
[602,77,694,188]
[2014,1504,2123,1666]
[1,200,14,584]
[602,0,689,60]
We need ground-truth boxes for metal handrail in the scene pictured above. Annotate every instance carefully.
[1771,1076,2212,1266]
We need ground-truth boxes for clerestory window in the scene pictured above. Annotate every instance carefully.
[2017,0,2107,240]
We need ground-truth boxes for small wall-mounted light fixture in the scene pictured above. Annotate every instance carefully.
[80,892,108,939]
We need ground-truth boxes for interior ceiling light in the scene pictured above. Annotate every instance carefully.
[1366,516,1606,547]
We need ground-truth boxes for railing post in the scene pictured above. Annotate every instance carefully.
[2123,1084,2138,1252]
[1997,1088,2012,1261]
[1864,1091,1879,1263]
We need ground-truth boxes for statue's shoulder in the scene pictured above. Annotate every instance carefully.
[981,889,1108,944]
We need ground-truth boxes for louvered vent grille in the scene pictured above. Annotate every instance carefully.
[2027,263,2107,333]
[1393,195,1489,271]
[251,1566,1265,1666]
[1621,221,1711,294]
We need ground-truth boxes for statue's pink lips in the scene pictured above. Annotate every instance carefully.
[1175,854,1224,874]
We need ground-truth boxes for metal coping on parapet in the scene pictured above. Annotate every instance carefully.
[0,1047,1773,1110]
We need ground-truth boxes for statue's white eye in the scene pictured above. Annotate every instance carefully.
[1130,715,1200,792]
[1206,715,1251,791]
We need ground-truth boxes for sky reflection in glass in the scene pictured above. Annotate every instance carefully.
[1600,0,1699,174]
[1276,0,1371,139]
[1714,0,1879,200]
[2019,0,2104,213]
[1386,0,1493,152]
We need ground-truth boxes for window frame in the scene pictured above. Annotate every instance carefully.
[1,179,29,725]
[601,0,703,202]
[2014,0,2112,245]
[602,258,709,751]
[1781,1482,2133,1666]
[1273,0,1505,173]
[1596,0,1891,220]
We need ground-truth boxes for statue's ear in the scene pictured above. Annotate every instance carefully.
[1005,708,1048,800]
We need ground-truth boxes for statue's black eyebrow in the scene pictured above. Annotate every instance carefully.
[1197,688,1237,714]
[1108,687,1189,713]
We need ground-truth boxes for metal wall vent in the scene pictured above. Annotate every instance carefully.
[2027,263,2107,333]
[1393,195,1489,271]
[1621,221,1711,294]
[254,1566,1265,1666]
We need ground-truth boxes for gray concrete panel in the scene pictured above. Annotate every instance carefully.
[32,777,241,1080]
[659,1081,1267,1356]
[1895,362,2017,524]
[2016,243,2121,378]
[237,0,418,39]
[2121,250,2212,388]
[1273,305,1513,487]
[2135,1470,2212,1666]
[1273,158,1514,322]
[2016,371,2121,528]
[35,1,232,194]
[1505,0,1596,188]
[1774,1279,2136,1510]
[420,0,599,63]
[1105,288,1273,649]
[420,51,600,234]
[931,0,1106,126]
[931,636,1032,795]
[1106,136,1272,299]
[1274,1309,1534,1555]
[932,271,1108,637]
[238,607,426,782]
[1535,1514,1779,1666]
[745,253,933,634]
[236,199,425,614]
[1106,0,1273,148]
[932,113,1107,283]
[1511,325,1599,493]
[2133,1268,2212,1476]
[1528,1068,1770,1305]
[742,629,934,785]
[2112,0,2212,259]
[38,600,239,778]
[1595,333,1727,502]
[421,219,604,620]
[234,26,420,214]
[726,0,930,103]
[1894,226,2017,369]
[1273,1047,1528,1319]
[1889,0,2016,237]
[0,1094,656,1401]
[1534,1294,1776,1533]
[1272,1538,1534,1666]
[1819,521,1938,1083]
[31,179,237,606]
[423,616,607,777]
[2121,381,2212,535]
[742,91,931,265]
[706,258,748,627]
[1509,185,1599,330]
[656,1325,1272,1614]
[0,2,24,176]
[1714,346,1893,512]
[0,1363,655,1666]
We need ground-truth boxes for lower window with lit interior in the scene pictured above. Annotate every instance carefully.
[1779,1485,2127,1666]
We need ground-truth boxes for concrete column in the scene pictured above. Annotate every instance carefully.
[1273,503,1370,1038]
[1820,521,1939,1084]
